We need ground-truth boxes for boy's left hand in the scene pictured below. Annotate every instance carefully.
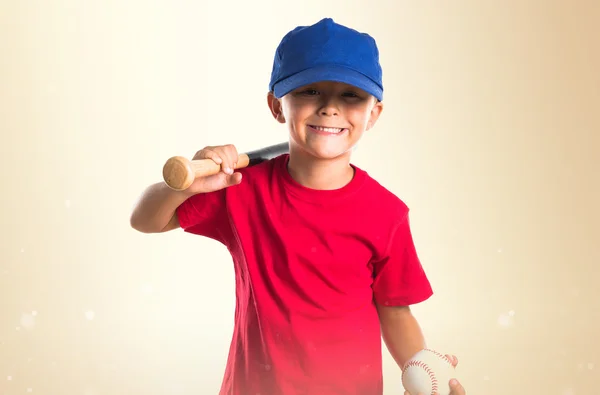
[403,354,466,395]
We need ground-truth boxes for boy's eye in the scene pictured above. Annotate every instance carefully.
[296,89,362,98]
[302,89,318,95]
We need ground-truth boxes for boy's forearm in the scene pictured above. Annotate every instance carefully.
[376,304,426,370]
[130,181,194,233]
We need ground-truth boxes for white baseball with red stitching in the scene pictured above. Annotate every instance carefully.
[401,349,456,395]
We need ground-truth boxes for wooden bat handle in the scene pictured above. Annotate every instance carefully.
[162,154,251,191]
[162,142,289,191]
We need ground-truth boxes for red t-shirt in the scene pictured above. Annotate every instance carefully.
[176,154,433,395]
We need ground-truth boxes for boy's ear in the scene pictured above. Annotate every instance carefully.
[366,100,384,131]
[267,92,286,123]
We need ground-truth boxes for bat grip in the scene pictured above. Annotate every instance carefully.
[245,142,290,165]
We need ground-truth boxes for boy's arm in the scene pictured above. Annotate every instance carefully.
[376,304,426,369]
[130,181,195,233]
[130,144,243,234]
[371,210,432,369]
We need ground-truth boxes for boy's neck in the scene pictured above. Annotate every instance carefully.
[286,149,355,190]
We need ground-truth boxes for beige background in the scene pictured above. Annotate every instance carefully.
[1,1,598,394]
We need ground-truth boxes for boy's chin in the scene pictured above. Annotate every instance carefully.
[302,142,355,160]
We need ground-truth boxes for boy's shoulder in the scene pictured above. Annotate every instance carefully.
[357,165,410,217]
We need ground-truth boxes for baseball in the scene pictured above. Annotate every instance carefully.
[401,349,456,395]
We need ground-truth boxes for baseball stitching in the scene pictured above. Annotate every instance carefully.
[424,348,454,366]
[402,360,438,395]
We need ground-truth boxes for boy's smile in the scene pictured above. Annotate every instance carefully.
[306,125,349,136]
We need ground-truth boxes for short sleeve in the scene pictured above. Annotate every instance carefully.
[371,213,433,306]
[176,189,232,245]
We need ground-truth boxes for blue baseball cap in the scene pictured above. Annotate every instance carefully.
[269,18,384,101]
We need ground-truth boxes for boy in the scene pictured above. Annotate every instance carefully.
[131,18,466,395]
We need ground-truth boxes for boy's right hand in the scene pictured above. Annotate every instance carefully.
[184,144,243,194]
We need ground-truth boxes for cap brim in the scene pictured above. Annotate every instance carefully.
[272,64,383,101]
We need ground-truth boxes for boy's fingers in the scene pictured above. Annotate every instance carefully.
[213,145,234,175]
[227,172,242,186]
[193,147,222,165]
[449,379,465,395]
[207,149,224,166]
[206,148,230,175]
[191,144,239,175]
[224,144,239,172]
[201,172,242,192]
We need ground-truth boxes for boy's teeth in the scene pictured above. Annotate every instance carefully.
[313,126,343,133]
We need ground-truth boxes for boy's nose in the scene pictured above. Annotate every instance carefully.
[320,107,339,116]
[319,98,340,116]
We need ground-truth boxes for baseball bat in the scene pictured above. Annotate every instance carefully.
[162,142,290,191]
